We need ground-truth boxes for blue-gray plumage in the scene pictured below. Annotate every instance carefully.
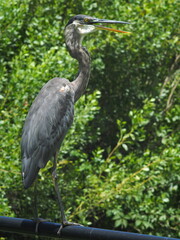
[21,78,74,188]
[21,14,130,232]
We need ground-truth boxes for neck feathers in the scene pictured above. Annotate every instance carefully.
[65,25,91,102]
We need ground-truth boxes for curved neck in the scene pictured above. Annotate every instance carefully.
[65,25,91,102]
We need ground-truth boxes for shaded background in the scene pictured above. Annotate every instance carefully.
[0,0,179,239]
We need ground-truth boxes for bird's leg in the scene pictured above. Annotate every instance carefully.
[34,179,38,220]
[33,179,49,234]
[52,153,67,235]
[33,180,41,233]
[52,153,67,223]
[52,153,83,235]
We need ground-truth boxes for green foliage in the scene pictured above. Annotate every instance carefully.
[71,98,179,237]
[0,0,179,239]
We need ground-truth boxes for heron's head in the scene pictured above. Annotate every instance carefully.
[65,14,130,40]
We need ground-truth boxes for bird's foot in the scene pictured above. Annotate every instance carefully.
[57,221,83,235]
[33,218,50,234]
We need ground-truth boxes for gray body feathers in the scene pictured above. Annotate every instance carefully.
[21,77,75,188]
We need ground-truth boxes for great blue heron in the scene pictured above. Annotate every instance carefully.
[21,14,130,233]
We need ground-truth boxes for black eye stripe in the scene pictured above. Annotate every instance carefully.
[66,14,94,27]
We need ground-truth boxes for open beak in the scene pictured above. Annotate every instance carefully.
[89,18,131,34]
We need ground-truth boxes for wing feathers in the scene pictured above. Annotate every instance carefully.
[21,78,74,188]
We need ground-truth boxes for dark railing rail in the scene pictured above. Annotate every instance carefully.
[0,216,179,240]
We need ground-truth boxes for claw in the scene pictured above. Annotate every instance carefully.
[33,218,49,234]
[57,221,83,235]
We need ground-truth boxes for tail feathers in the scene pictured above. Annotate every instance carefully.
[22,156,40,189]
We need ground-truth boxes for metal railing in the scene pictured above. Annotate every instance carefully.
[0,216,179,240]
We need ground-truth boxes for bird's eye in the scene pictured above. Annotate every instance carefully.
[84,18,90,23]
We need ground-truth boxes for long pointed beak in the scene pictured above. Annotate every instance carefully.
[90,18,131,34]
